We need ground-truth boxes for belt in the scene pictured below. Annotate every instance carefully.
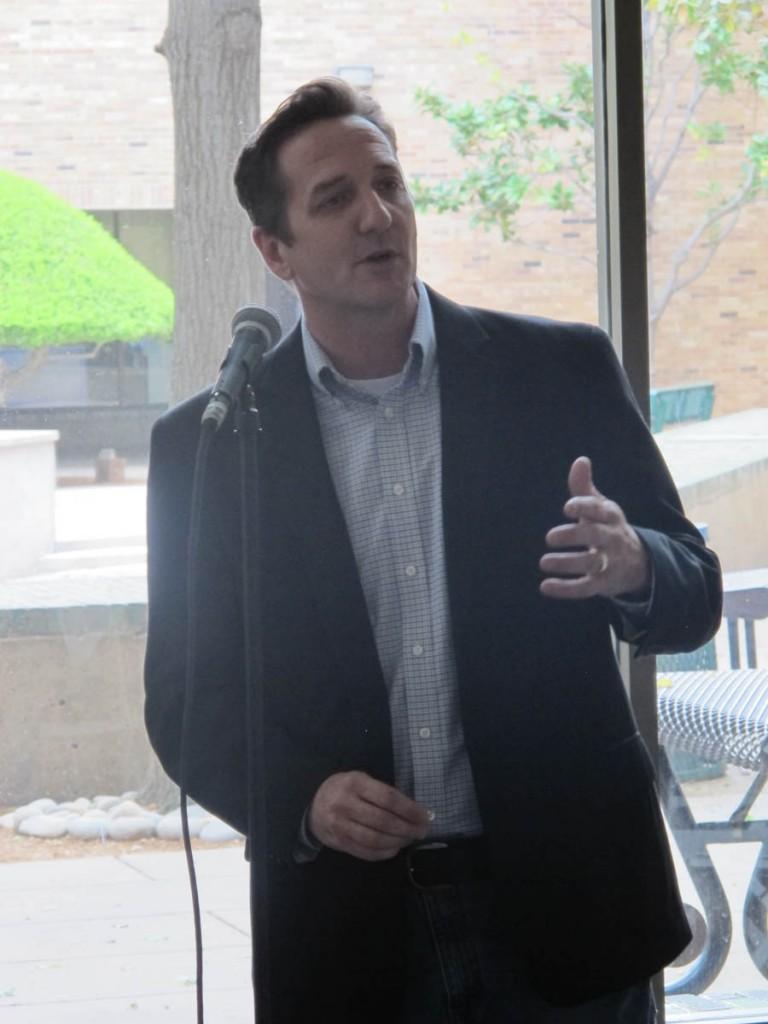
[405,836,491,889]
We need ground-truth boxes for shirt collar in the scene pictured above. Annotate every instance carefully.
[301,279,436,399]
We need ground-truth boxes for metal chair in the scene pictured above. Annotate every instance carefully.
[657,668,768,993]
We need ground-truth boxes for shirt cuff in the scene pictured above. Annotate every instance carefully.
[610,559,656,644]
[293,806,324,865]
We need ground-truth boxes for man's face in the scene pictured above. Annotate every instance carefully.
[253,115,418,325]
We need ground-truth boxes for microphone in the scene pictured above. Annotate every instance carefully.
[201,306,282,430]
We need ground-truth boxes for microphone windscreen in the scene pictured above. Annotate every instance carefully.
[231,305,282,348]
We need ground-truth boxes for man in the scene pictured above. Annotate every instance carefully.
[144,79,722,1022]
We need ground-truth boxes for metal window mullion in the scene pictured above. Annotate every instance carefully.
[592,1,664,1016]
[592,0,656,746]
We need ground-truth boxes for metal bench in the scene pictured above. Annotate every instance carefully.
[657,668,768,994]
[650,382,715,433]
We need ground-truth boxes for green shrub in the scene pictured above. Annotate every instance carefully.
[0,170,173,348]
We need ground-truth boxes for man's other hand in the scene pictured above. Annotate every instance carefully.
[539,455,650,600]
[308,771,431,861]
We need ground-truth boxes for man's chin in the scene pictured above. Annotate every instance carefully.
[359,284,417,316]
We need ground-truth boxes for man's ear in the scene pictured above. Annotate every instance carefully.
[252,226,294,282]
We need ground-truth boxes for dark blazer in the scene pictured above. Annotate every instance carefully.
[144,287,722,1022]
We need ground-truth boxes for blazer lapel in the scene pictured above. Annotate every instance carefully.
[428,289,556,739]
[255,329,387,703]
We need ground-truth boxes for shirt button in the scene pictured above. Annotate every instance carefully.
[392,482,405,496]
[405,564,417,577]
[384,406,395,419]
[427,809,436,822]
[412,643,424,656]
[418,726,431,739]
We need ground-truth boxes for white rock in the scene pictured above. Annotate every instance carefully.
[120,790,139,801]
[68,817,109,840]
[108,800,151,819]
[59,798,92,813]
[198,819,244,842]
[107,817,156,841]
[13,803,55,827]
[93,795,121,811]
[0,812,16,830]
[18,815,69,839]
[185,803,211,820]
[29,798,58,813]
[82,809,110,820]
[160,804,209,823]
[156,813,209,840]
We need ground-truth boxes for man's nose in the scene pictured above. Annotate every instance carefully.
[358,190,393,233]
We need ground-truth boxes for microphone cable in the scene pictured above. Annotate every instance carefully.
[174,305,280,1023]
[179,417,217,1024]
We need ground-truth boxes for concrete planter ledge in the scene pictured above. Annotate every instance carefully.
[0,566,146,636]
[0,428,60,579]
[0,563,151,806]
[0,428,59,448]
[656,409,768,571]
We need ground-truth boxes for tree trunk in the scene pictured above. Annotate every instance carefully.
[138,754,182,813]
[0,348,51,406]
[159,0,265,404]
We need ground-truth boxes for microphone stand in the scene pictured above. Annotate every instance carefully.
[236,381,272,1024]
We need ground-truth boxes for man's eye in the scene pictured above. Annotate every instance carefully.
[377,178,403,194]
[318,192,347,210]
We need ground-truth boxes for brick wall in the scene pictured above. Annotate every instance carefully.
[1,0,764,415]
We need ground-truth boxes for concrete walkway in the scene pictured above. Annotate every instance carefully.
[0,846,253,1022]
[0,475,256,1022]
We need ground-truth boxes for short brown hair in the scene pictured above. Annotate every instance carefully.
[234,77,397,241]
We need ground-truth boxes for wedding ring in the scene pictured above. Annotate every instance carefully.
[596,551,609,574]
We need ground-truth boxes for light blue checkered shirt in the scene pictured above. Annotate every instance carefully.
[301,282,484,840]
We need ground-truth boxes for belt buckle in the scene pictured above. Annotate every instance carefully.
[406,841,449,890]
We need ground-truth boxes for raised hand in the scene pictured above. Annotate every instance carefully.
[539,456,649,600]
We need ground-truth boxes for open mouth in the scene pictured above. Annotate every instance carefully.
[362,249,396,264]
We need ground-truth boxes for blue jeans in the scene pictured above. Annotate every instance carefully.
[401,879,656,1023]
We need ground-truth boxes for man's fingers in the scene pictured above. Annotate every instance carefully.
[540,549,606,578]
[339,836,403,862]
[540,574,602,600]
[342,818,413,854]
[562,496,617,525]
[545,523,595,550]
[541,457,650,600]
[355,773,430,828]
[309,772,430,860]
[567,455,601,499]
[353,797,428,839]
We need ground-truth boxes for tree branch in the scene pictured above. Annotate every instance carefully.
[651,164,757,324]
[647,67,705,207]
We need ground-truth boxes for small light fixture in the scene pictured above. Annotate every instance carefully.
[335,65,375,89]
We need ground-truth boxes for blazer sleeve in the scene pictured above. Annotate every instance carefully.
[143,399,249,834]
[581,325,722,656]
